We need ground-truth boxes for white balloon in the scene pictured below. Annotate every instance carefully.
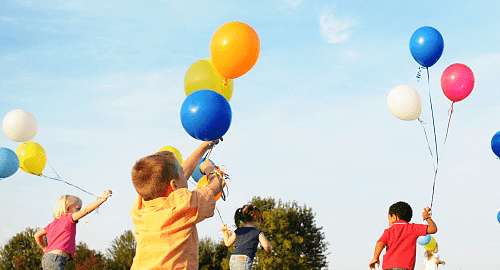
[2,109,38,142]
[387,85,422,121]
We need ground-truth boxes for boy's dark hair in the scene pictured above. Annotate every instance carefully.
[234,205,264,228]
[131,151,180,201]
[389,201,413,222]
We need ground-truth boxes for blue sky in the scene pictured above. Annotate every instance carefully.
[1,1,500,269]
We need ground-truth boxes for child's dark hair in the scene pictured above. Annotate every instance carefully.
[389,201,413,222]
[234,205,264,227]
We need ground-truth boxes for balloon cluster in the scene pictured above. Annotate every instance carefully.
[1,109,47,179]
[181,21,260,141]
[417,234,437,251]
[388,26,475,121]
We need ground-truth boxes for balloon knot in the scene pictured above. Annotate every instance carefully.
[222,78,228,88]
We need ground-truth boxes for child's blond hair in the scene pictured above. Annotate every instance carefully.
[54,195,82,219]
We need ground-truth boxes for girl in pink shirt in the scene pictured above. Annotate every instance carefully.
[34,190,112,270]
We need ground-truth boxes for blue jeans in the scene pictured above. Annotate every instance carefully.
[42,253,67,270]
[229,254,253,270]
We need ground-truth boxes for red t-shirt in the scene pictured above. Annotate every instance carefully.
[44,213,77,257]
[378,220,427,270]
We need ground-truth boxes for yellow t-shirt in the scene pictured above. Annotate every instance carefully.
[130,187,215,270]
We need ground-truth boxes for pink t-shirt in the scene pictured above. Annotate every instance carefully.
[44,213,77,257]
[378,220,427,270]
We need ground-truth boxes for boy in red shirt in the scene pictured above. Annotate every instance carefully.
[369,201,437,270]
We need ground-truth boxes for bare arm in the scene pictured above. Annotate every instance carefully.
[200,162,223,196]
[259,232,272,256]
[222,224,236,247]
[72,190,112,222]
[369,241,385,269]
[182,140,220,179]
[422,207,437,234]
[426,217,437,234]
[34,229,47,252]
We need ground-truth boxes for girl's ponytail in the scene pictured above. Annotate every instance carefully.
[234,207,244,228]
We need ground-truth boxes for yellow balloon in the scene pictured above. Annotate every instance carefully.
[15,141,47,175]
[157,146,183,164]
[423,236,437,251]
[184,59,234,102]
[197,175,222,201]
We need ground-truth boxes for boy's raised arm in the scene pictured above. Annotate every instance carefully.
[422,207,437,234]
[182,140,220,179]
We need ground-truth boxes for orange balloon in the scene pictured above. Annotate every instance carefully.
[196,175,224,201]
[210,21,260,79]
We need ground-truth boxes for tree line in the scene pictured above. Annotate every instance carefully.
[0,197,328,270]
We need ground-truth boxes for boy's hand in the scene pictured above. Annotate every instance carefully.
[202,138,223,150]
[422,207,432,220]
[222,224,229,232]
[369,258,380,269]
[200,161,215,175]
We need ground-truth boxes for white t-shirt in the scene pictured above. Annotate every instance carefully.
[423,253,439,270]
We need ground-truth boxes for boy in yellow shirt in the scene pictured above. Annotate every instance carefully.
[130,141,223,270]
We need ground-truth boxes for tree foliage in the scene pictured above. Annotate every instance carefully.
[198,237,229,270]
[63,242,106,270]
[0,227,44,270]
[250,196,329,270]
[106,230,136,270]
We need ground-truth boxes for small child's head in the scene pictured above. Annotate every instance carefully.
[234,204,264,228]
[131,151,185,201]
[388,201,413,222]
[54,195,82,219]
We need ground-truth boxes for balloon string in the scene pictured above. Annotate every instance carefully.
[418,118,437,172]
[426,67,439,168]
[215,205,225,224]
[40,175,99,198]
[442,102,455,147]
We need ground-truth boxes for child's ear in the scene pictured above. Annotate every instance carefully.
[169,179,179,191]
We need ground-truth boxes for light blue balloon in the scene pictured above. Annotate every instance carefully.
[0,147,20,178]
[417,234,431,245]
[191,158,214,183]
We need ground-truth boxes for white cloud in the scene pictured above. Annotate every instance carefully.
[343,49,361,59]
[319,9,354,44]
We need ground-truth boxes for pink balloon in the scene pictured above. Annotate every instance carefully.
[441,63,475,102]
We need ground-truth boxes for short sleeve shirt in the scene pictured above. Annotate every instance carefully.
[232,227,262,261]
[378,220,428,270]
[130,187,215,270]
[44,213,77,257]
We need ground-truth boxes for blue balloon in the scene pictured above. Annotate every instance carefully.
[491,131,500,158]
[191,158,214,183]
[0,147,20,178]
[180,90,232,141]
[497,211,500,223]
[409,26,444,68]
[417,234,431,245]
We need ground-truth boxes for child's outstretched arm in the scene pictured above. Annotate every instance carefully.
[34,229,47,252]
[259,232,272,256]
[222,224,236,247]
[182,139,221,179]
[369,241,385,269]
[422,207,437,234]
[72,190,112,222]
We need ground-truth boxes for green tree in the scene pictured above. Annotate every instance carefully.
[106,230,136,270]
[198,237,229,270]
[0,227,44,270]
[250,196,329,270]
[65,242,106,270]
